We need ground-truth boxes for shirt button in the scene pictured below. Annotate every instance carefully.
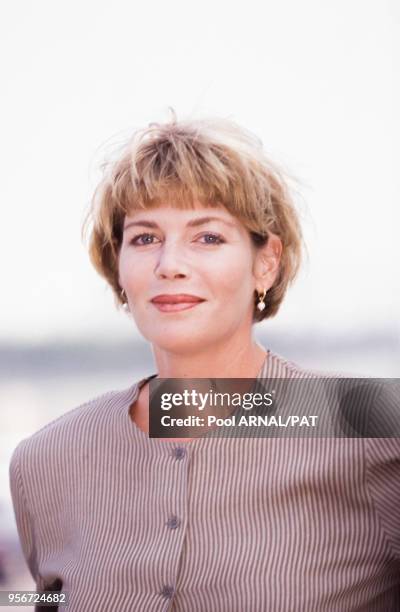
[160,584,175,599]
[173,446,186,460]
[166,515,180,529]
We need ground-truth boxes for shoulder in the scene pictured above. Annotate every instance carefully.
[265,348,353,379]
[364,431,400,560]
[9,383,138,480]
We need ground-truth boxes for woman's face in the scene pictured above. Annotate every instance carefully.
[118,202,280,354]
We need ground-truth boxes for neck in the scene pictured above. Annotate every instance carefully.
[151,336,268,379]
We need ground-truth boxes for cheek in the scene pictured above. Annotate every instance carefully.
[207,256,254,310]
[118,252,149,291]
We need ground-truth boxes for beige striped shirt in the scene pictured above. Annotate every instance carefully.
[9,349,400,611]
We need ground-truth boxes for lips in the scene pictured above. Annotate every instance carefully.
[150,294,205,313]
[151,294,205,304]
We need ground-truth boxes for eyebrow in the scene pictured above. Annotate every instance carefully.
[123,216,237,232]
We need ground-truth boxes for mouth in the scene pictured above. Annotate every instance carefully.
[150,294,206,313]
[151,300,204,312]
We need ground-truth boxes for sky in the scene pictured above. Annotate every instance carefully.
[1,0,399,345]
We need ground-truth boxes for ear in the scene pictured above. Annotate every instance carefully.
[253,233,282,292]
[117,271,124,291]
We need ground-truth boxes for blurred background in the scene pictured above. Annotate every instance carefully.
[1,0,399,604]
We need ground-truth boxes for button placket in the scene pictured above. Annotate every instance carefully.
[159,443,189,607]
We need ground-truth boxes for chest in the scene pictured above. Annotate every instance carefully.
[41,439,397,611]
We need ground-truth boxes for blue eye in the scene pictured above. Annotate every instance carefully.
[199,233,225,245]
[130,233,158,245]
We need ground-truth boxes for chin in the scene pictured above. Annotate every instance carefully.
[148,328,216,354]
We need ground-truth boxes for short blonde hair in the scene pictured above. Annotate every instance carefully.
[82,113,304,322]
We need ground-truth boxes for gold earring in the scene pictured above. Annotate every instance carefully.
[121,288,129,310]
[257,289,267,312]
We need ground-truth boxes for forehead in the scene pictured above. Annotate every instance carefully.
[123,202,241,228]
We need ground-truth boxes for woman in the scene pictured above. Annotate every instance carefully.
[9,115,400,611]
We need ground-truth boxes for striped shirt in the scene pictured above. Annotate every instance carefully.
[9,348,400,611]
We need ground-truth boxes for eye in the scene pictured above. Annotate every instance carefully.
[198,233,225,245]
[129,233,159,246]
[128,232,225,246]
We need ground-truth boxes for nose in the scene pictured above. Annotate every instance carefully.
[154,242,190,280]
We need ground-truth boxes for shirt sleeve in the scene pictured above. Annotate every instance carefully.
[364,382,400,562]
[9,441,43,589]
